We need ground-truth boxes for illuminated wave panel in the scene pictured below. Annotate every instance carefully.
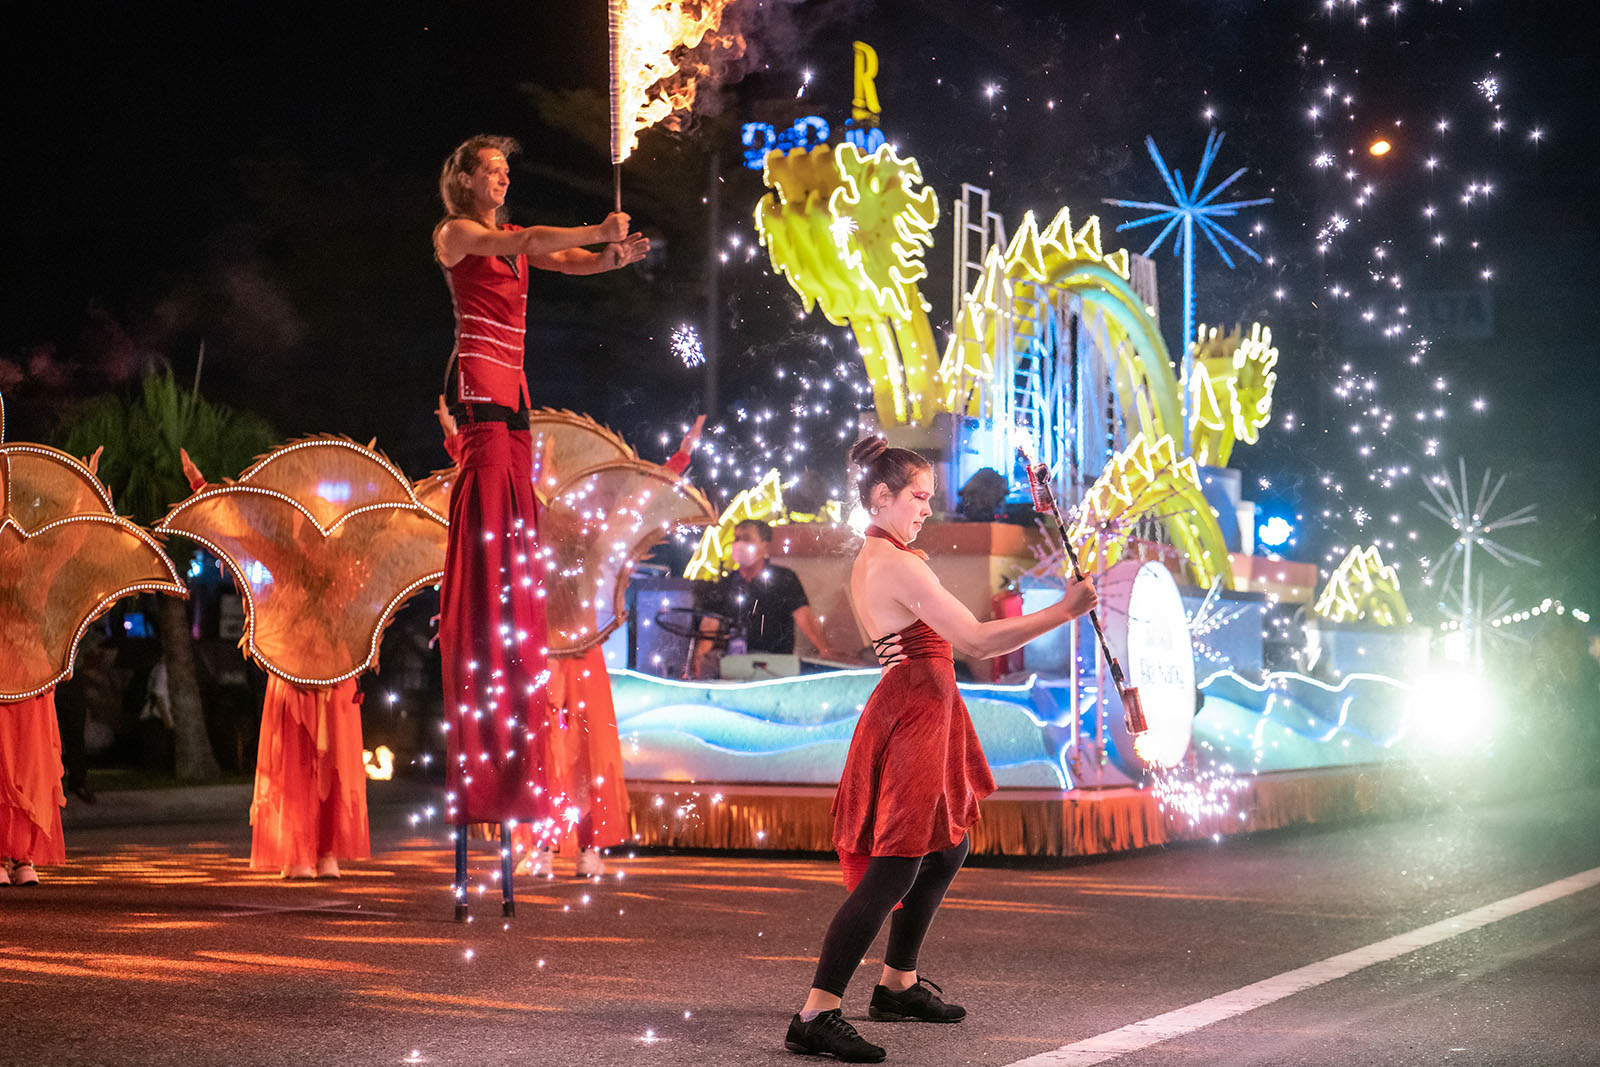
[610,669,1066,787]
[1194,668,1414,771]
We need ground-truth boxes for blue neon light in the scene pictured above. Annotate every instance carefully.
[740,117,885,170]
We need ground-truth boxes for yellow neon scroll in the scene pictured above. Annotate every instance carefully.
[1313,545,1412,626]
[1065,432,1234,590]
[1187,322,1279,468]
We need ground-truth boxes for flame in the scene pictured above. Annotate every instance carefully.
[363,745,394,781]
[609,0,744,164]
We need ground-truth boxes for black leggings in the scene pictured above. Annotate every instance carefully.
[811,836,970,997]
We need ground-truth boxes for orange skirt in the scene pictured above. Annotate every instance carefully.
[508,647,629,856]
[0,692,66,865]
[250,675,370,871]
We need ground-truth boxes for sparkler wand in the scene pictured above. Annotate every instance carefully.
[1018,448,1148,736]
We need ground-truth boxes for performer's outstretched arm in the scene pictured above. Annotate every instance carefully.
[531,233,650,275]
[436,213,646,269]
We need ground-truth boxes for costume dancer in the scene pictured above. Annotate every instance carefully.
[2,441,180,889]
[249,677,368,879]
[784,437,1098,1063]
[432,135,647,899]
[178,450,371,880]
[0,693,62,887]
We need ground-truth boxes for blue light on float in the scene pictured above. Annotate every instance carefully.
[1258,515,1294,550]
[740,117,885,170]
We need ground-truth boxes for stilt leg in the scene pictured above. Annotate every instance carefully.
[500,821,516,917]
[453,824,469,923]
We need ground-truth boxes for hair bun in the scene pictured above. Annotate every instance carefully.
[849,435,890,468]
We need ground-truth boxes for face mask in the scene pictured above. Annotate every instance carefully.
[730,542,763,569]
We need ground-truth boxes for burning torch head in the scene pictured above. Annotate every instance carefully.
[1016,448,1057,515]
[1120,686,1149,736]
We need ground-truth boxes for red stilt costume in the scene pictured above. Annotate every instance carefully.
[249,676,370,872]
[0,693,67,866]
[439,230,562,827]
[832,527,996,890]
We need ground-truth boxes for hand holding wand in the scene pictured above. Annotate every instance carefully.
[1018,449,1148,736]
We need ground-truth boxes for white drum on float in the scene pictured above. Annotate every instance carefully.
[1096,560,1196,769]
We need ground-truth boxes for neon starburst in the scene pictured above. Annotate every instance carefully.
[1419,459,1537,663]
[1103,131,1272,454]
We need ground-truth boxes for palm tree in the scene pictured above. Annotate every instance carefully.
[57,368,276,781]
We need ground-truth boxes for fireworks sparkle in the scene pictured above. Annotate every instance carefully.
[671,324,705,368]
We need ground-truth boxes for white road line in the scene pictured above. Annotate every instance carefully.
[1004,865,1600,1067]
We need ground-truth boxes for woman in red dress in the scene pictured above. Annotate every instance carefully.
[432,136,646,864]
[783,437,1098,1063]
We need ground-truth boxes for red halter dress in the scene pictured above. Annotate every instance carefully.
[832,527,997,885]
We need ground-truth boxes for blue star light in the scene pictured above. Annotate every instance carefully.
[1104,131,1272,454]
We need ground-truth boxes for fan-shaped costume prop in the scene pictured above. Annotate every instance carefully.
[158,437,448,876]
[1,434,184,867]
[517,430,718,863]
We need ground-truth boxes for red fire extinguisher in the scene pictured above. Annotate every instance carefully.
[990,578,1024,681]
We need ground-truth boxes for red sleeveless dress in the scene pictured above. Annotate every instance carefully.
[438,234,560,825]
[832,528,996,870]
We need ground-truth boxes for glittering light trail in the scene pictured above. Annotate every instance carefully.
[1224,1,1554,604]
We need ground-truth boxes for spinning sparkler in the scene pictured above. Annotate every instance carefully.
[1104,131,1272,454]
[1419,459,1538,663]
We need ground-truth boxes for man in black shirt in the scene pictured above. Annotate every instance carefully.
[693,520,838,677]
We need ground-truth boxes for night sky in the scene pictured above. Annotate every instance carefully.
[5,0,1597,614]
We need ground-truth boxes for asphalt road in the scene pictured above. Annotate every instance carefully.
[3,782,1597,1067]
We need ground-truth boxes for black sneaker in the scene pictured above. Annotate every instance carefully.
[784,1009,887,1062]
[868,977,965,1023]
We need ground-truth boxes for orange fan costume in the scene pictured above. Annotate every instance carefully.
[174,461,372,877]
[509,644,628,860]
[1,435,187,881]
[162,445,442,879]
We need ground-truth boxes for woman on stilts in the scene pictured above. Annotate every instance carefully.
[784,437,1099,1063]
[432,135,647,903]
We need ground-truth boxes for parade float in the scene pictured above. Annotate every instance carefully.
[585,46,1451,857]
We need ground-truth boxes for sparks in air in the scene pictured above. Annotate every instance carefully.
[671,324,704,368]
